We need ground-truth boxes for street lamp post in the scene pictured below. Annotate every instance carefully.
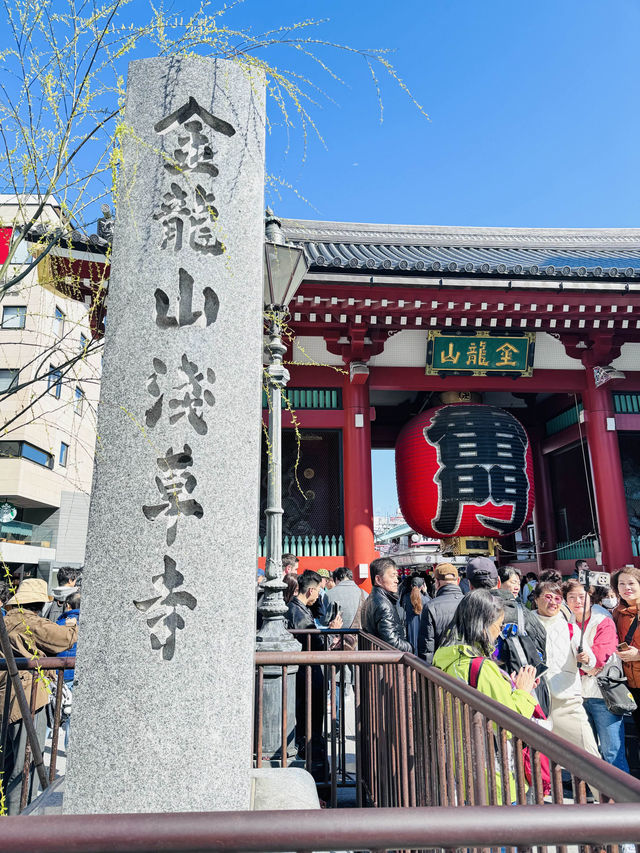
[256,209,308,760]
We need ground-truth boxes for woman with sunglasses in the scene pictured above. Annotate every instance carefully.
[533,581,601,761]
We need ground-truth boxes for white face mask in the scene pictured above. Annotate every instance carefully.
[602,596,618,609]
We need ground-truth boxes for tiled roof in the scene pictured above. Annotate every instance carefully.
[281,219,640,279]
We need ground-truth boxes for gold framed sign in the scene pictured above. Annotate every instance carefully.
[426,331,535,377]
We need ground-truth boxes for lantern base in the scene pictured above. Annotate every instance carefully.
[441,536,496,557]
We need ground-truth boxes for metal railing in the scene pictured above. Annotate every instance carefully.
[4,630,640,850]
[2,804,640,852]
[0,656,71,813]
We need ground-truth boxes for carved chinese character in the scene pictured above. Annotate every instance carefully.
[423,405,530,536]
[134,555,197,661]
[145,355,215,435]
[169,354,215,435]
[439,342,460,365]
[142,444,203,545]
[153,183,224,255]
[154,96,235,177]
[495,342,520,368]
[466,341,489,367]
[155,269,219,328]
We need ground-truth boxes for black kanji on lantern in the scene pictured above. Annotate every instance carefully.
[423,405,530,536]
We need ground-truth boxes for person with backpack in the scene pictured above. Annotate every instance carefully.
[433,589,539,803]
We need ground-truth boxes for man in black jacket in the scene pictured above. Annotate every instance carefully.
[361,558,412,652]
[418,562,463,664]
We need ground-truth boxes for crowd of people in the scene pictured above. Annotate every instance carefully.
[272,552,640,797]
[356,555,640,786]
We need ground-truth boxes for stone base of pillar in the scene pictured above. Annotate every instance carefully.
[257,665,299,761]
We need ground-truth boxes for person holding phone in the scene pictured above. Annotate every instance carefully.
[433,589,539,803]
[564,579,629,773]
[533,581,601,764]
[612,566,640,735]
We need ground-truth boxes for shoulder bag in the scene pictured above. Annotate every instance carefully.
[596,614,639,715]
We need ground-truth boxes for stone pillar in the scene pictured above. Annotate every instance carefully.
[582,370,633,570]
[64,57,265,814]
[342,364,376,586]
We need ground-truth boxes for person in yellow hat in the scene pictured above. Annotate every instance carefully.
[0,577,77,813]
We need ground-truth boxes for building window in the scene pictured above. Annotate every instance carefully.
[53,306,65,338]
[0,440,54,469]
[0,441,20,459]
[74,386,84,414]
[80,333,88,353]
[59,442,69,467]
[1,306,26,329]
[47,365,62,399]
[0,369,18,393]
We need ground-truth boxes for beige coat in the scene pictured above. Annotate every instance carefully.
[0,608,78,723]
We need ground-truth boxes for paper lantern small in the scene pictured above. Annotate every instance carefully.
[395,404,535,538]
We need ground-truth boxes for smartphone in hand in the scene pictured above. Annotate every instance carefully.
[617,642,630,651]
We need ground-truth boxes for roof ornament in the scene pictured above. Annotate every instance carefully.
[97,204,114,244]
[264,207,285,245]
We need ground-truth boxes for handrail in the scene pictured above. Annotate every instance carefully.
[0,657,76,670]
[402,650,640,802]
[256,651,402,665]
[1,804,639,851]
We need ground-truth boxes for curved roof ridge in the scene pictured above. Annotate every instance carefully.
[281,217,640,250]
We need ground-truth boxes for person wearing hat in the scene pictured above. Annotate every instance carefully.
[311,568,332,627]
[0,578,78,813]
[418,563,463,664]
[467,557,547,664]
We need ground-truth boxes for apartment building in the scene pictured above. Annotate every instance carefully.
[0,196,108,584]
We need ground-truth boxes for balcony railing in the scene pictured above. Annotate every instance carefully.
[0,520,56,548]
[258,533,344,558]
[556,536,597,559]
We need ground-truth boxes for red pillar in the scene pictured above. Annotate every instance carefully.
[582,371,633,570]
[530,428,556,572]
[342,368,376,590]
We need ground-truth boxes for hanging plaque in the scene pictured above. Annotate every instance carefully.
[426,331,535,377]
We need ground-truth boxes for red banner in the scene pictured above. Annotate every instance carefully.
[0,227,12,264]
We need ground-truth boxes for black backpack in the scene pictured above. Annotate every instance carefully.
[496,603,551,716]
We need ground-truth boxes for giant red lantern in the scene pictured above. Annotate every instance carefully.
[395,404,535,539]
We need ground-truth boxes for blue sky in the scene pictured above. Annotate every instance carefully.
[8,0,636,515]
[243,0,640,515]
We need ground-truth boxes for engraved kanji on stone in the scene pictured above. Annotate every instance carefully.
[155,268,219,329]
[154,96,236,177]
[134,555,197,661]
[145,355,215,435]
[168,354,215,435]
[423,405,530,536]
[153,183,224,255]
[142,444,203,545]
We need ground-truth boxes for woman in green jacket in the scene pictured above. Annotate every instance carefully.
[433,589,538,803]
